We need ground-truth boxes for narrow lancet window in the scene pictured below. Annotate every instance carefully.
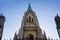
[29,16,31,23]
[32,18,33,23]
[27,18,28,22]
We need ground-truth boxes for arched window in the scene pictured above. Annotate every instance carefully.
[27,18,28,22]
[32,18,33,23]
[29,16,31,23]
[26,34,33,40]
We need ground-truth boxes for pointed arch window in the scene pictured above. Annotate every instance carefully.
[27,18,28,22]
[29,16,31,23]
[32,18,33,23]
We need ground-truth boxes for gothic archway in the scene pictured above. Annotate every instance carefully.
[26,34,33,40]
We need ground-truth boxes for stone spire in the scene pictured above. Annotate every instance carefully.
[43,31,47,40]
[28,3,32,11]
[56,14,59,17]
[13,31,17,40]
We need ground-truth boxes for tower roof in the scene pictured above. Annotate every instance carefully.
[28,3,32,11]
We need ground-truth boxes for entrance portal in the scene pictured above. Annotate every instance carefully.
[26,34,33,40]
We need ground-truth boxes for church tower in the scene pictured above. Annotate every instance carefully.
[55,14,60,39]
[0,14,5,40]
[13,3,47,40]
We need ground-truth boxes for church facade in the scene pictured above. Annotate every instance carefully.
[13,4,47,40]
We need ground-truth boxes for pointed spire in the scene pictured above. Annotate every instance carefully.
[57,14,59,17]
[56,14,59,18]
[15,31,17,36]
[43,31,46,35]
[0,13,3,16]
[28,3,32,11]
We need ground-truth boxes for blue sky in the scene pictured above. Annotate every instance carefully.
[0,0,60,40]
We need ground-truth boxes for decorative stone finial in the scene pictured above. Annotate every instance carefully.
[0,13,3,16]
[57,14,59,17]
